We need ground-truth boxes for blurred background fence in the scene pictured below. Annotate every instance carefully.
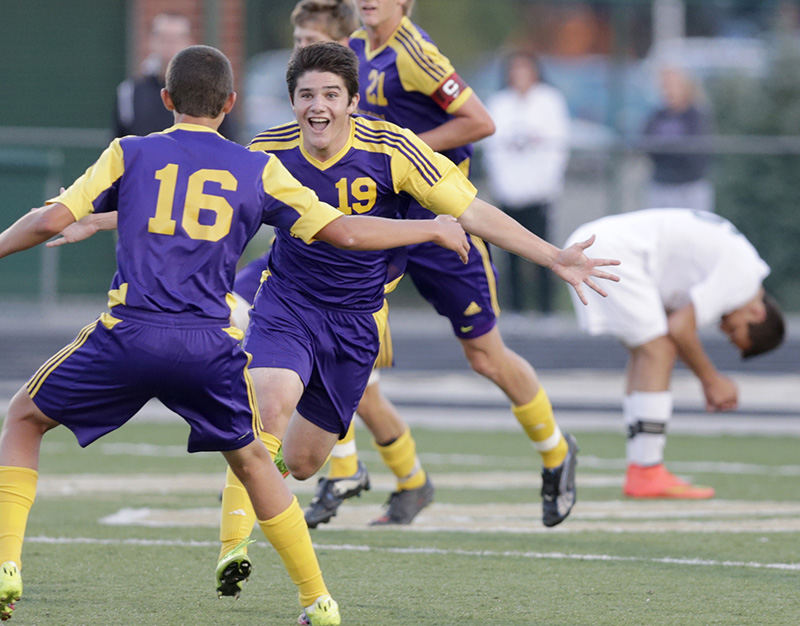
[3,0,800,309]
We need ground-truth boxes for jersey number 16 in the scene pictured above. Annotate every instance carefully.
[148,163,235,242]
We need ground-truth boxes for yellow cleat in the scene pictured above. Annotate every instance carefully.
[0,562,22,621]
[297,594,341,626]
[215,538,255,599]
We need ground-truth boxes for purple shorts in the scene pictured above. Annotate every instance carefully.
[234,254,270,305]
[405,233,500,339]
[245,280,378,436]
[27,314,257,453]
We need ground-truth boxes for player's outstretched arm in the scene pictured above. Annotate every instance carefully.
[46,212,119,247]
[316,214,470,262]
[457,197,620,304]
[0,203,76,259]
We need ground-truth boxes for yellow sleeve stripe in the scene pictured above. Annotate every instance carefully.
[395,24,448,83]
[48,139,125,220]
[354,119,442,187]
[260,156,343,243]
[248,123,301,151]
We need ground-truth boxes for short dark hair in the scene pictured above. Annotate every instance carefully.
[290,0,358,41]
[165,45,233,118]
[286,41,359,102]
[743,293,785,359]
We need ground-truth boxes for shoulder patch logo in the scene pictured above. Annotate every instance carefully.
[463,301,482,316]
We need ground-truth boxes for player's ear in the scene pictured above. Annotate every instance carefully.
[222,92,237,114]
[161,88,175,111]
[347,92,360,115]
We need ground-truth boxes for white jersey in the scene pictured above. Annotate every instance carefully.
[565,208,769,346]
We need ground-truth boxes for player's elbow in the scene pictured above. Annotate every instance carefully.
[32,206,67,238]
[478,116,496,140]
[316,216,361,250]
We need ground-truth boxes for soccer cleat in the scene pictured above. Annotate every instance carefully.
[215,538,255,599]
[297,594,340,626]
[541,432,578,527]
[623,463,715,499]
[369,476,434,525]
[0,561,22,622]
[273,444,290,478]
[304,461,370,529]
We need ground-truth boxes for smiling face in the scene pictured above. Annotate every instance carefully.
[292,70,359,161]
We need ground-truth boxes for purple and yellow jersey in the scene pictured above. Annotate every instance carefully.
[349,16,474,172]
[247,115,477,312]
[50,123,342,322]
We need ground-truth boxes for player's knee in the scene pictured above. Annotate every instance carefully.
[5,388,57,435]
[465,349,501,381]
[283,450,324,481]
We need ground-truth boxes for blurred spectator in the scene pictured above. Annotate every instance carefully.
[113,13,237,140]
[484,52,570,314]
[641,65,714,212]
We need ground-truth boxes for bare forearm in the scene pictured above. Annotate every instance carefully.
[0,204,75,258]
[417,95,495,151]
[458,198,558,267]
[318,215,438,250]
[418,117,491,152]
[668,307,718,383]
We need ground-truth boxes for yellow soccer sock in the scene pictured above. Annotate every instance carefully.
[260,431,282,461]
[219,431,283,559]
[375,428,426,490]
[328,420,359,478]
[219,466,256,559]
[0,466,38,567]
[258,496,328,607]
[513,387,567,469]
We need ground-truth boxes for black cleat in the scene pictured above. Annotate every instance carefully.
[370,477,434,525]
[541,433,578,527]
[304,461,371,528]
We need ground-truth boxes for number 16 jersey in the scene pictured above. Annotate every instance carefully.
[50,123,342,322]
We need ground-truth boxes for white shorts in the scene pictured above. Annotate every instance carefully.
[566,226,667,348]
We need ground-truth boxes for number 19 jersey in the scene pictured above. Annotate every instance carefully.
[50,123,342,322]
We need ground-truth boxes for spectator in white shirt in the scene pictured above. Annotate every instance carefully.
[484,51,570,313]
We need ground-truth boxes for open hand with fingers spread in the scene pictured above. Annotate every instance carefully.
[433,214,470,264]
[550,234,620,305]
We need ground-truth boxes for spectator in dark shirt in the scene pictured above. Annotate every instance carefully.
[642,66,714,212]
[113,13,237,140]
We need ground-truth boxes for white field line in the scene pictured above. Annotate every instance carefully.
[35,471,622,496]
[24,535,800,572]
[95,501,800,536]
[37,439,800,476]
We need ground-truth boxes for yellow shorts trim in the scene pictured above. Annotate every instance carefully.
[372,299,393,370]
[26,320,98,398]
[469,235,501,316]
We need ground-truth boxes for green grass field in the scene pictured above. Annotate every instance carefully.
[4,417,799,625]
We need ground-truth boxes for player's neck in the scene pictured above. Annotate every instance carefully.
[366,16,402,49]
[171,112,224,131]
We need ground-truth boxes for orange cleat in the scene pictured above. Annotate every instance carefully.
[623,463,715,499]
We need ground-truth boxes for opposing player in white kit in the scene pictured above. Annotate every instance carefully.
[565,209,785,498]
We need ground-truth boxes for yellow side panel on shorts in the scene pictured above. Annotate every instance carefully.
[26,320,98,398]
[99,312,122,329]
[470,236,501,316]
[372,299,393,370]
[223,326,245,341]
